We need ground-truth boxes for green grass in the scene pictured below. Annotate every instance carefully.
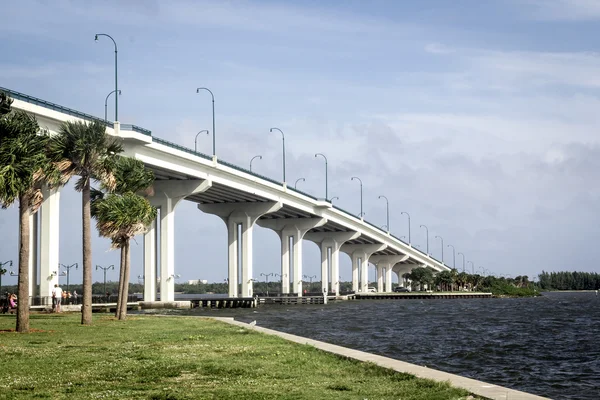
[0,314,475,400]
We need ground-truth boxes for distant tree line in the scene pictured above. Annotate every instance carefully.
[538,271,600,290]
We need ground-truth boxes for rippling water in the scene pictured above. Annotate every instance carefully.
[147,292,600,399]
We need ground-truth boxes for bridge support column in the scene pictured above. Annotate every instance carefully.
[257,218,327,297]
[143,219,156,301]
[304,231,360,295]
[198,202,282,297]
[370,255,409,293]
[147,180,212,302]
[377,266,384,292]
[39,186,61,302]
[341,244,387,293]
[393,263,418,289]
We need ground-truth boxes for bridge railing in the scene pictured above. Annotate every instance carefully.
[152,137,213,161]
[0,86,114,128]
[120,123,152,136]
[217,158,284,187]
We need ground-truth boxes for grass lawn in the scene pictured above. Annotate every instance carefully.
[0,313,475,400]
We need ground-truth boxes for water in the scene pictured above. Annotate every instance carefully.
[144,292,600,399]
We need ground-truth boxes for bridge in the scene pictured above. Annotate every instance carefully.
[2,86,449,303]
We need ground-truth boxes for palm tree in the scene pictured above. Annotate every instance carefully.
[48,120,122,325]
[0,93,57,332]
[92,157,156,320]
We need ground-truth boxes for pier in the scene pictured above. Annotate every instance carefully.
[355,292,492,300]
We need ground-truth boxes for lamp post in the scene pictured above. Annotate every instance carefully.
[467,261,475,274]
[477,266,485,276]
[330,196,339,203]
[59,263,78,293]
[94,33,118,121]
[95,264,114,297]
[303,274,317,291]
[194,130,209,153]
[104,89,121,122]
[351,177,363,218]
[419,224,429,254]
[294,177,305,189]
[314,153,328,200]
[250,155,262,172]
[270,127,285,183]
[401,212,411,244]
[378,195,389,233]
[0,261,12,296]
[196,87,216,157]
[447,244,456,269]
[435,235,444,263]
[458,252,466,272]
[260,272,274,295]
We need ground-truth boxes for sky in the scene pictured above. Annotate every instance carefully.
[1,0,599,286]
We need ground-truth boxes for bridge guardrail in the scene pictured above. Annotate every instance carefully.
[153,137,213,161]
[0,86,114,128]
[120,123,152,136]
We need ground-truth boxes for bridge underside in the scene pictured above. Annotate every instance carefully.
[147,166,405,257]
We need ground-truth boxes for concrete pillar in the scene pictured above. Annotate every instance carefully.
[143,219,156,301]
[257,218,327,297]
[147,179,212,302]
[393,263,418,290]
[304,231,360,295]
[341,244,387,293]
[385,266,393,292]
[370,255,410,293]
[198,202,282,297]
[39,186,60,301]
[377,265,384,292]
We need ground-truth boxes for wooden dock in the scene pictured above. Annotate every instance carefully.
[355,292,492,300]
[190,297,257,309]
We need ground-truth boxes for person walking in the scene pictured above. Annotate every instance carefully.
[52,284,63,313]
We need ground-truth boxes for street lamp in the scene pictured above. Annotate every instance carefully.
[351,177,363,218]
[250,155,262,172]
[314,153,328,200]
[458,252,466,272]
[59,262,78,293]
[95,264,114,296]
[196,87,216,157]
[168,274,181,281]
[294,177,305,189]
[303,274,317,291]
[270,127,286,183]
[435,235,444,263]
[419,224,429,254]
[447,244,456,269]
[401,212,411,244]
[104,89,121,122]
[330,196,339,203]
[260,272,274,293]
[194,130,209,153]
[378,195,389,233]
[467,261,475,274]
[0,260,12,296]
[94,33,118,121]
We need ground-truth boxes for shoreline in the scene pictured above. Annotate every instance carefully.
[209,316,550,400]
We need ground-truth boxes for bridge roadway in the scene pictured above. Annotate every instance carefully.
[3,87,449,303]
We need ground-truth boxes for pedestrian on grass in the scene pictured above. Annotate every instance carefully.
[52,284,63,313]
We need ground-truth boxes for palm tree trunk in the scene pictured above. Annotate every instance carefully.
[16,194,30,333]
[81,180,92,325]
[118,242,130,320]
[116,245,126,319]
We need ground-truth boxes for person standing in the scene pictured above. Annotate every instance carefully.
[72,290,78,305]
[52,284,63,313]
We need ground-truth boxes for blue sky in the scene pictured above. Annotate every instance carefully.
[1,0,600,285]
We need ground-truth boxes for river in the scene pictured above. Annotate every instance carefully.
[142,292,600,399]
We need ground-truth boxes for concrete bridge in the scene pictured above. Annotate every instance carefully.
[2,87,449,303]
